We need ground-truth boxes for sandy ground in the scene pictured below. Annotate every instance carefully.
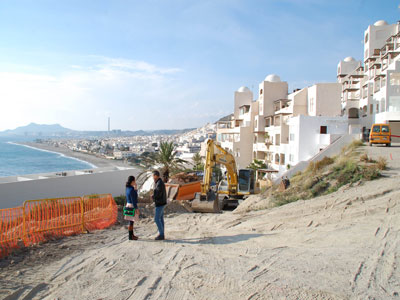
[23,142,131,169]
[1,144,400,299]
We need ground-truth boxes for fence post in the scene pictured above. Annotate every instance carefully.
[22,201,26,245]
[81,197,85,233]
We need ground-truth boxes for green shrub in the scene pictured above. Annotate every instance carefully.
[114,195,126,206]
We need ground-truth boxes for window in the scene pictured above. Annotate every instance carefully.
[275,134,280,146]
[309,97,315,113]
[289,133,295,141]
[390,73,400,86]
[382,126,389,133]
[320,126,327,134]
[275,153,279,164]
[363,86,368,98]
[370,104,373,115]
[280,154,285,165]
[260,89,263,95]
[388,96,400,112]
[372,125,380,133]
[289,154,294,162]
[365,33,368,43]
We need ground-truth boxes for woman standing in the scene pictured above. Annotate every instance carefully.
[125,176,139,240]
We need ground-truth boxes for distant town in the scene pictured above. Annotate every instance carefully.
[34,123,216,164]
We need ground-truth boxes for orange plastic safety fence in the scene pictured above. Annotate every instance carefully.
[0,207,24,258]
[0,194,117,259]
[23,197,83,246]
[83,194,117,231]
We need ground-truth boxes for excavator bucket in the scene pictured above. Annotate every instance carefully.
[191,190,220,213]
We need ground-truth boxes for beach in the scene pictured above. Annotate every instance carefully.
[0,145,399,299]
[22,142,131,169]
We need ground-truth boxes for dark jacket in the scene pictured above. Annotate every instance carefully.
[153,178,167,207]
[126,186,138,209]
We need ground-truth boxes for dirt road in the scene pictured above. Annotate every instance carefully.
[1,144,400,300]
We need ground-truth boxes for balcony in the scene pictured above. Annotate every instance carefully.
[349,69,365,79]
[273,99,291,113]
[342,83,359,92]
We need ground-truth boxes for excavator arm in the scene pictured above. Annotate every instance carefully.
[193,139,239,212]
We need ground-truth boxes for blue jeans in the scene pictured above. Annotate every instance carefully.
[154,205,165,236]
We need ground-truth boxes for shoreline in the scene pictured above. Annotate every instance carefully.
[21,142,133,169]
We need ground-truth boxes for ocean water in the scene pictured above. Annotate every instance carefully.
[0,138,95,178]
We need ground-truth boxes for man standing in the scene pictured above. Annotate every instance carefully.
[152,170,167,240]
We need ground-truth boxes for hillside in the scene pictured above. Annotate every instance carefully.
[0,123,195,137]
[0,144,399,299]
[0,123,73,136]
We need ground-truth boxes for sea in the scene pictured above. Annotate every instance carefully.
[0,137,95,178]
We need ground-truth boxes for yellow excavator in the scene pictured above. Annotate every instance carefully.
[191,139,256,213]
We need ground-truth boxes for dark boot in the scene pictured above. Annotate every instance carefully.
[132,233,139,240]
[155,235,165,240]
[129,230,134,240]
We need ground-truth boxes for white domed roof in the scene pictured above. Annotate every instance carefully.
[344,56,356,62]
[374,20,388,26]
[237,86,251,93]
[265,74,281,82]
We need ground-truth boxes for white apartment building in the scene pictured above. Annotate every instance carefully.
[338,20,400,141]
[217,74,345,176]
[113,150,135,159]
[216,87,255,169]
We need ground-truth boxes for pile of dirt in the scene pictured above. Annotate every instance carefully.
[234,195,273,214]
[168,172,200,184]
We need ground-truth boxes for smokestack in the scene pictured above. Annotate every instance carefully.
[108,117,110,132]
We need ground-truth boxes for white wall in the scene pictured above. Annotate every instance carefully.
[259,81,288,116]
[364,22,398,60]
[288,115,348,164]
[308,83,341,117]
[0,169,140,209]
[234,90,253,119]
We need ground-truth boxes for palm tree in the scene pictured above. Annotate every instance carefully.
[192,152,204,171]
[247,159,267,171]
[137,141,187,183]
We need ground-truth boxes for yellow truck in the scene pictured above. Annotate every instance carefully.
[369,123,391,147]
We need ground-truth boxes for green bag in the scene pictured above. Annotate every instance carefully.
[123,207,135,217]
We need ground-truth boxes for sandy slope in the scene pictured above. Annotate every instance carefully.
[1,145,400,300]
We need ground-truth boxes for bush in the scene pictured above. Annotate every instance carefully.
[376,157,387,170]
[360,153,369,162]
[114,195,126,206]
[315,156,334,170]
[361,165,381,180]
[311,181,329,196]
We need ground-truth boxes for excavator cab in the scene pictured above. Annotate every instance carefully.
[238,169,255,194]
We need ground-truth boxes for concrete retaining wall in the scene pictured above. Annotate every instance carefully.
[0,169,140,209]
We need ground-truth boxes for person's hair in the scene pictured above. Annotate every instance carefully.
[152,170,160,177]
[126,175,135,187]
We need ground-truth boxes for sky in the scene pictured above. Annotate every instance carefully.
[0,0,399,131]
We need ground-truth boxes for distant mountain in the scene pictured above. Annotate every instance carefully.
[0,123,74,136]
[216,114,233,123]
[0,123,195,138]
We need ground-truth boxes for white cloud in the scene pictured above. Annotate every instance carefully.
[0,57,223,131]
